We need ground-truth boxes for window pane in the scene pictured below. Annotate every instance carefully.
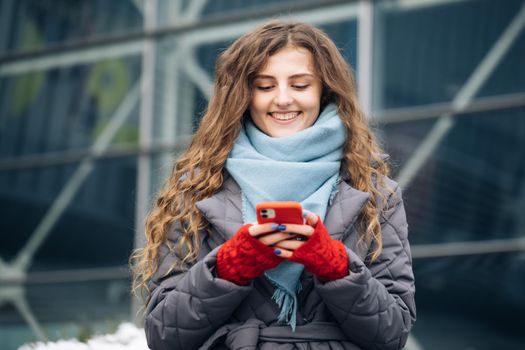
[373,0,525,110]
[0,55,141,158]
[413,253,525,348]
[0,0,143,55]
[383,107,525,244]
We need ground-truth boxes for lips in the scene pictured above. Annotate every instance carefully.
[268,111,301,121]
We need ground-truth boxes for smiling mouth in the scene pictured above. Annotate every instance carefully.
[268,111,302,121]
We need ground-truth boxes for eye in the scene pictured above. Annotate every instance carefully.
[256,86,273,91]
[293,85,309,90]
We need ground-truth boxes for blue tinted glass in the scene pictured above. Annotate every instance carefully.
[0,56,141,158]
[374,0,525,109]
[0,156,137,267]
[413,253,525,348]
[383,106,525,244]
[0,0,142,54]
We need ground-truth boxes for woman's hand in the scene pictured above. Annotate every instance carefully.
[248,211,319,258]
[218,211,348,283]
[252,212,349,281]
[216,223,284,285]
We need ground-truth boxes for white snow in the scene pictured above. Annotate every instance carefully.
[18,323,148,350]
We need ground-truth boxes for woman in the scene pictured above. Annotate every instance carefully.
[132,20,416,350]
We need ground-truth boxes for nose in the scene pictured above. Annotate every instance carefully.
[274,86,293,107]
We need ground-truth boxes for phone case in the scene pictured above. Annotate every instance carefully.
[256,201,303,225]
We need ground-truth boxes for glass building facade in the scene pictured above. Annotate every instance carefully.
[0,0,524,349]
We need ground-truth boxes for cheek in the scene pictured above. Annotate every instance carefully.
[250,99,264,115]
[298,89,322,107]
[249,97,268,124]
[301,96,321,113]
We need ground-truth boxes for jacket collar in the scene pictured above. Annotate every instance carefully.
[195,172,244,242]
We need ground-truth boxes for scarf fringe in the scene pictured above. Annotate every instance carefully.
[328,175,342,206]
[270,280,302,331]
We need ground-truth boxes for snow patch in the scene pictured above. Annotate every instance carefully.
[18,323,147,350]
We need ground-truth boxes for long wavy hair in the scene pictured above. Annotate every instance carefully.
[131,20,392,301]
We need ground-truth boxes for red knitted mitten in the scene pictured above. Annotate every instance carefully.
[289,217,349,281]
[217,224,283,285]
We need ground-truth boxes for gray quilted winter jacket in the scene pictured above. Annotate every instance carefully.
[145,172,416,350]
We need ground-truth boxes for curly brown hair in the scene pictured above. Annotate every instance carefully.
[131,20,392,303]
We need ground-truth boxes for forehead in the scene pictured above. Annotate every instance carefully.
[257,46,316,77]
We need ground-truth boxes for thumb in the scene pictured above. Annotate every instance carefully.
[303,210,319,226]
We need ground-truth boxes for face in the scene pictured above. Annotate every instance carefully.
[249,46,323,138]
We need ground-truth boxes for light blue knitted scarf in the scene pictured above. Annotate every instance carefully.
[225,103,346,330]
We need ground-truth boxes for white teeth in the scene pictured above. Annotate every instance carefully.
[270,112,300,120]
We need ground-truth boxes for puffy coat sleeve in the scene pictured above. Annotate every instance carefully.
[144,223,252,350]
[315,185,416,350]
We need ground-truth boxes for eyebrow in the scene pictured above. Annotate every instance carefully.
[254,73,315,80]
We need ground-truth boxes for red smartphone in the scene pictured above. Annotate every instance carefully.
[256,201,304,225]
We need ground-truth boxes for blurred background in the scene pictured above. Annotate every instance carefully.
[0,0,524,349]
